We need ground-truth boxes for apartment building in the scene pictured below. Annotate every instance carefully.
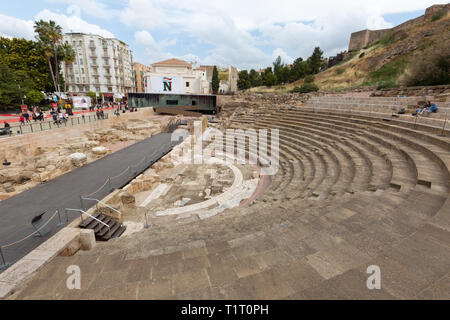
[133,62,152,93]
[61,33,135,100]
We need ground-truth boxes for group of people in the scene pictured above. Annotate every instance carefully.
[114,104,138,117]
[50,108,70,124]
[415,101,438,116]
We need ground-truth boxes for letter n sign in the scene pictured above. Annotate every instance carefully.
[163,77,173,92]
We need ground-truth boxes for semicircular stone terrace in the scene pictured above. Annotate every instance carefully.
[12,101,450,300]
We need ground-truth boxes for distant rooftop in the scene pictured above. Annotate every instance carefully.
[151,58,192,67]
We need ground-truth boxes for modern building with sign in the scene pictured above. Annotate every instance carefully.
[144,58,211,95]
[61,33,136,100]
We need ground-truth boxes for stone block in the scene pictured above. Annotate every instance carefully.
[79,229,96,251]
[92,146,108,155]
[2,182,15,193]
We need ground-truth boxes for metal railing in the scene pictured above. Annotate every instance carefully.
[0,122,182,271]
[80,197,121,215]
[65,208,111,238]
[1,113,109,138]
[80,144,174,200]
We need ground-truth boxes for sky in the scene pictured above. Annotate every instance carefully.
[0,0,446,70]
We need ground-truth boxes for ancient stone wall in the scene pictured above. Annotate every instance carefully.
[348,4,449,51]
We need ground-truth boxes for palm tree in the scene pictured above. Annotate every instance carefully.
[59,42,75,92]
[34,20,63,92]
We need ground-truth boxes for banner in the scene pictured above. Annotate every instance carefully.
[73,96,91,109]
[150,76,184,94]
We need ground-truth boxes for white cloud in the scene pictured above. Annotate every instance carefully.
[44,0,118,20]
[0,14,35,40]
[35,9,115,38]
[272,48,294,65]
[134,30,172,63]
[1,0,441,70]
[119,0,438,68]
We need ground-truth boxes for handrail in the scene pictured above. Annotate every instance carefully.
[80,197,121,215]
[65,208,110,228]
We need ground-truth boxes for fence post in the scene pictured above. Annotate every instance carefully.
[439,112,448,137]
[144,210,150,229]
[0,247,10,270]
[57,209,63,226]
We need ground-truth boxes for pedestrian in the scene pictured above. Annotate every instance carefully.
[19,115,25,125]
[24,112,30,123]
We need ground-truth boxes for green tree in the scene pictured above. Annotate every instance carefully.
[58,42,75,92]
[249,69,262,87]
[237,70,251,90]
[289,57,310,82]
[34,20,64,92]
[0,37,54,92]
[212,66,220,94]
[309,47,324,74]
[273,56,286,84]
[0,65,33,108]
[262,68,277,87]
[26,89,45,105]
[86,91,97,102]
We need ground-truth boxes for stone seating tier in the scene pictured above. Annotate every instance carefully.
[12,105,450,300]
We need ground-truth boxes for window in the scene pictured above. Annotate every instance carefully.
[186,82,190,87]
[167,100,178,105]
[192,100,197,106]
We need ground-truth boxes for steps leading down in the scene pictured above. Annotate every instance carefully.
[78,212,127,241]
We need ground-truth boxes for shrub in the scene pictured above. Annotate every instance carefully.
[297,83,319,93]
[400,41,450,86]
[431,9,447,22]
[359,52,366,59]
[304,75,315,83]
[365,57,407,88]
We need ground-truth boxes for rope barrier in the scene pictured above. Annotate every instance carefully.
[109,166,131,181]
[0,209,59,249]
[81,177,110,199]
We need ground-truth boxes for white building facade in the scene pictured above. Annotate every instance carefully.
[145,58,211,95]
[61,33,135,99]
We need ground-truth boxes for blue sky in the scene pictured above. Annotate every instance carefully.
[0,1,445,70]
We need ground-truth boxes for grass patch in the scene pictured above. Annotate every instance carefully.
[291,83,319,93]
[363,57,407,89]
[335,67,345,75]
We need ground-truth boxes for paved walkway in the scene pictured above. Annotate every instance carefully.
[0,132,177,269]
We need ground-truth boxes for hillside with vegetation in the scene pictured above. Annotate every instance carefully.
[243,7,449,93]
